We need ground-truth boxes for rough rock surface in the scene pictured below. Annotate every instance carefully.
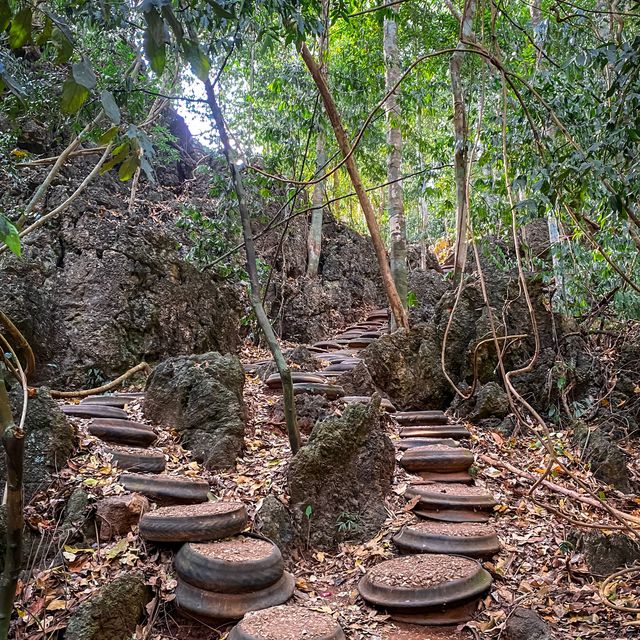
[144,352,245,469]
[578,531,640,576]
[288,397,395,548]
[503,607,553,640]
[65,571,150,640]
[95,494,150,541]
[362,325,452,410]
[2,387,74,501]
[575,426,631,492]
[407,269,449,323]
[336,362,377,397]
[470,382,510,420]
[255,346,319,381]
[255,495,295,553]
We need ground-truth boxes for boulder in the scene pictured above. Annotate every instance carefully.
[95,494,150,541]
[407,269,449,323]
[471,382,510,420]
[144,352,245,469]
[255,495,295,553]
[288,397,395,549]
[503,607,553,640]
[362,325,452,410]
[65,571,150,640]
[575,426,631,492]
[336,362,377,397]
[255,346,319,381]
[2,387,74,501]
[579,531,640,576]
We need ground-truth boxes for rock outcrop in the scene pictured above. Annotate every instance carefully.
[288,397,395,548]
[144,352,246,469]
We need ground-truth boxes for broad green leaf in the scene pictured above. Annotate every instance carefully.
[0,215,20,256]
[0,0,11,32]
[100,143,131,174]
[52,27,73,63]
[72,57,96,90]
[35,16,53,46]
[8,7,32,49]
[118,156,139,181]
[183,41,210,81]
[98,126,119,144]
[161,5,184,44]
[60,77,89,113]
[143,7,168,76]
[101,90,121,125]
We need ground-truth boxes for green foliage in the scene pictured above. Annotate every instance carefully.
[0,214,19,256]
[336,511,360,534]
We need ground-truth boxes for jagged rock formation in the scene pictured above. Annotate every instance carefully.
[144,352,246,469]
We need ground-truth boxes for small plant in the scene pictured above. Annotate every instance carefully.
[336,511,360,535]
[304,504,313,549]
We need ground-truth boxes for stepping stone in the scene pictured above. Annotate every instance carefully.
[62,404,128,420]
[398,437,460,450]
[122,473,210,504]
[399,425,470,440]
[359,331,382,339]
[393,521,501,558]
[89,419,157,447]
[366,309,389,321]
[229,605,345,640]
[80,395,130,408]
[358,554,492,625]
[106,446,166,473]
[394,411,448,426]
[341,396,396,412]
[400,445,474,482]
[348,337,376,348]
[324,362,358,372]
[292,383,344,399]
[243,360,271,373]
[405,482,497,522]
[265,372,326,388]
[175,535,283,592]
[311,341,344,352]
[176,572,295,620]
[140,501,247,542]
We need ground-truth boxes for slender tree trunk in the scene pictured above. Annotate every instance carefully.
[306,0,330,277]
[384,8,407,327]
[300,43,409,329]
[0,377,23,640]
[450,0,476,283]
[203,79,301,454]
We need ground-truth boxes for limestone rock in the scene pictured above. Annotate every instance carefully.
[580,531,640,576]
[288,397,395,548]
[503,607,553,640]
[471,382,510,420]
[576,426,631,492]
[336,362,377,397]
[96,494,150,541]
[255,495,294,553]
[144,352,245,469]
[362,325,452,410]
[65,571,150,640]
[2,387,74,501]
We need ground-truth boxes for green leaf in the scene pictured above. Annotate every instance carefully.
[101,90,121,125]
[8,7,32,49]
[161,5,184,44]
[51,27,73,63]
[143,7,167,76]
[0,214,21,256]
[60,77,89,113]
[35,16,53,46]
[0,0,11,32]
[118,155,139,181]
[72,57,96,90]
[98,126,119,144]
[304,505,313,518]
[183,41,210,82]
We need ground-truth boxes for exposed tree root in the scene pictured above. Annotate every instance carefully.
[49,362,151,399]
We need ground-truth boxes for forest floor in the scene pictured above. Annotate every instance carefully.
[13,341,640,640]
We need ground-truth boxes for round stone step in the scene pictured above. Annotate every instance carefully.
[89,419,157,447]
[406,483,497,522]
[80,395,130,408]
[265,373,326,389]
[359,331,382,339]
[347,337,376,348]
[140,501,247,542]
[122,473,210,505]
[366,309,389,321]
[393,521,501,558]
[394,411,448,426]
[175,535,283,593]
[176,572,295,620]
[292,383,345,399]
[228,605,345,640]
[358,554,492,625]
[324,362,358,372]
[62,404,128,420]
[398,438,460,451]
[106,446,166,473]
[311,341,344,352]
[400,445,474,473]
[399,425,470,440]
[341,396,396,412]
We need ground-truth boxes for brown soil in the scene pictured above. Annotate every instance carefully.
[407,521,496,537]
[145,501,243,518]
[107,445,164,456]
[410,483,490,496]
[406,445,464,453]
[234,604,341,640]
[367,555,477,590]
[190,536,274,562]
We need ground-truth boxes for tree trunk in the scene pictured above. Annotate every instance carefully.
[203,79,301,454]
[450,0,476,283]
[299,43,409,330]
[0,377,23,640]
[306,0,330,277]
[384,8,407,327]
